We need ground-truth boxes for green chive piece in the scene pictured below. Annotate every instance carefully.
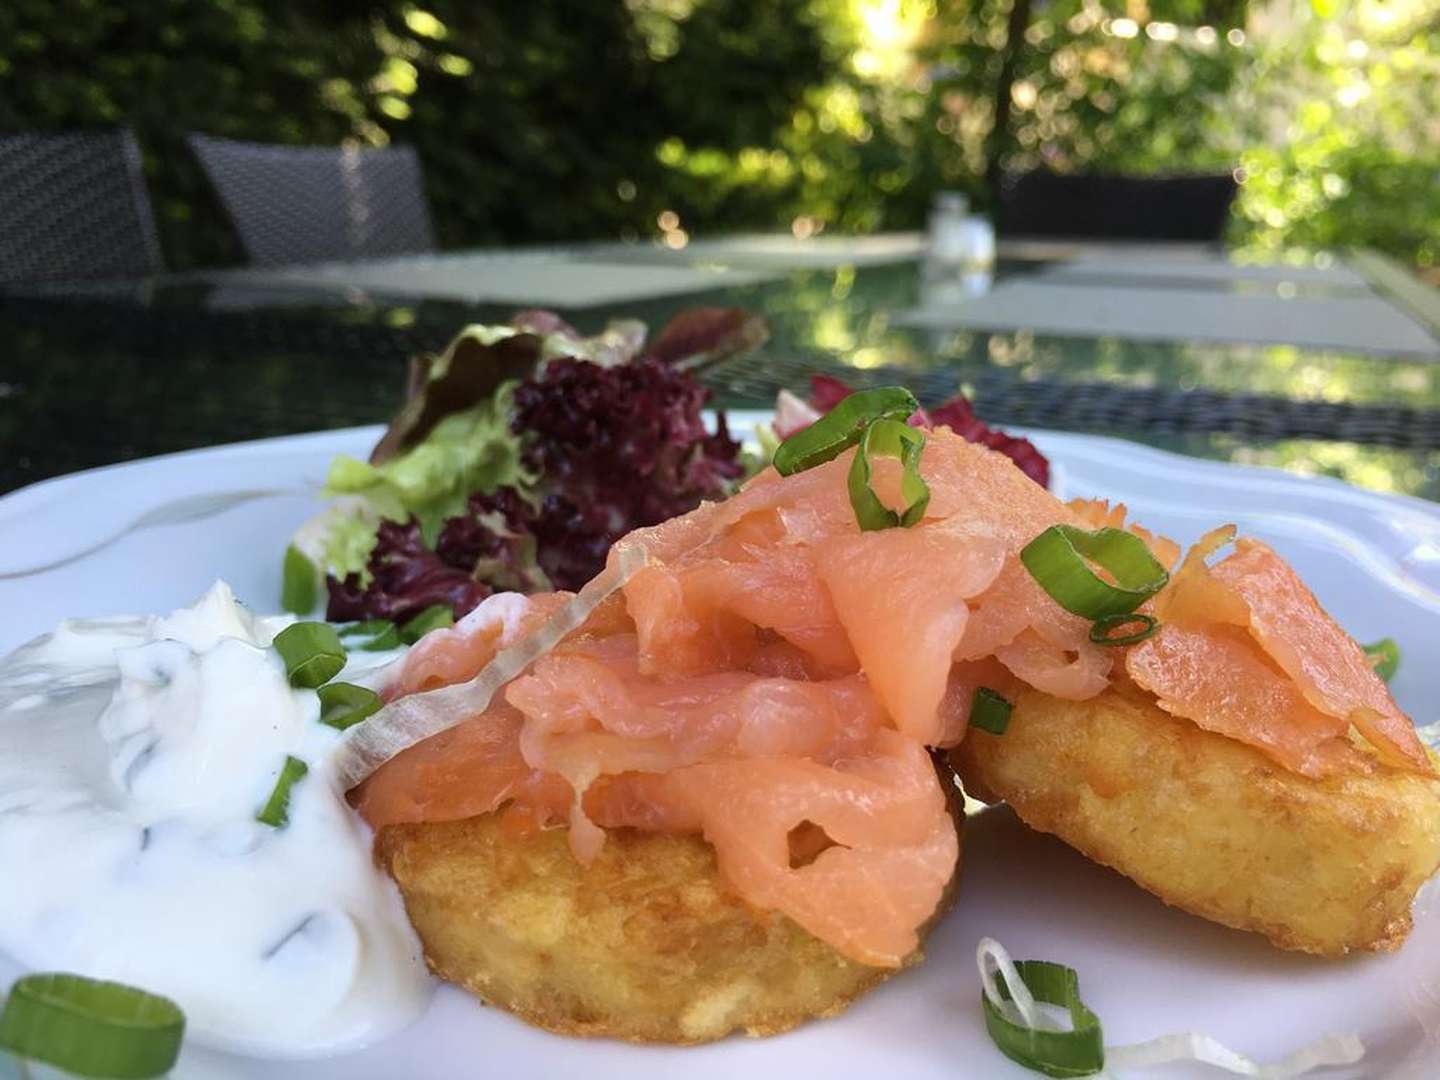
[982,959,1105,1078]
[0,973,185,1079]
[337,619,402,651]
[1363,638,1400,682]
[1089,612,1161,647]
[971,687,1012,735]
[280,544,319,616]
[1020,525,1170,620]
[400,605,454,645]
[773,386,919,476]
[317,682,382,731]
[256,755,309,828]
[847,418,931,531]
[272,622,347,688]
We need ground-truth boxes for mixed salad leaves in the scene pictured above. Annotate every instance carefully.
[286,307,764,623]
[285,307,1052,625]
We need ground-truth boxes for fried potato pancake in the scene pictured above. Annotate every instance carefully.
[378,804,960,1043]
[951,684,1440,956]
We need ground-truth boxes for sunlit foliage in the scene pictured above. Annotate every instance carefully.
[1,0,1434,271]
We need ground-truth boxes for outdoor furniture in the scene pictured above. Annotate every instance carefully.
[4,235,1440,501]
[0,129,164,284]
[996,170,1238,242]
[188,135,437,267]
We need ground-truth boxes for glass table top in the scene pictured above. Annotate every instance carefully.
[4,247,1440,500]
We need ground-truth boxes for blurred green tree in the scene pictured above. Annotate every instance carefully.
[0,0,1435,272]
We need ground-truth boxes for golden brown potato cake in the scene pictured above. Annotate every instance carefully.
[378,804,960,1043]
[952,684,1440,956]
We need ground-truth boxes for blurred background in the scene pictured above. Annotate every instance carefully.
[6,0,1437,276]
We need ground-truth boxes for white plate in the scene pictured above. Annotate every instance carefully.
[2,415,1438,1080]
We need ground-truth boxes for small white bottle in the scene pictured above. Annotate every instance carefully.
[927,191,971,271]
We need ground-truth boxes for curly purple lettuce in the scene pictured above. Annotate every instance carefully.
[324,308,758,622]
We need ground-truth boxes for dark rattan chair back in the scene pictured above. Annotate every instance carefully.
[997,170,1238,242]
[0,129,164,285]
[188,135,437,267]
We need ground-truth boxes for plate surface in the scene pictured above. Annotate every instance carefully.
[2,415,1438,1080]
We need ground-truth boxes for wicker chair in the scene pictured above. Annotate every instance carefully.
[996,170,1238,242]
[0,129,164,285]
[188,134,437,267]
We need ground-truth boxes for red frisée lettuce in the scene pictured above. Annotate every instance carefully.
[310,308,762,624]
[778,373,1050,488]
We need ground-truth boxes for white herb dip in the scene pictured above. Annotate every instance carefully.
[0,582,430,1057]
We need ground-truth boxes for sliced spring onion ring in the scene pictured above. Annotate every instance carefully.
[971,687,1012,735]
[338,619,403,652]
[400,605,454,645]
[280,544,319,616]
[1088,612,1160,647]
[0,973,184,1079]
[847,418,930,531]
[978,937,1365,1079]
[1020,525,1170,620]
[317,682,382,731]
[977,939,1104,1078]
[256,755,309,828]
[1362,637,1400,682]
[272,622,347,688]
[772,386,918,476]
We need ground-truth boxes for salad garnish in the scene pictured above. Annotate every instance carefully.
[256,755,309,829]
[0,973,184,1079]
[1363,638,1400,682]
[280,544,318,616]
[970,688,1013,735]
[272,621,347,688]
[318,682,382,731]
[977,938,1366,1078]
[847,418,930,530]
[337,619,403,651]
[778,373,1051,488]
[772,386,918,475]
[1088,612,1161,647]
[292,307,764,625]
[1020,525,1170,621]
[978,940,1103,1078]
[399,605,453,644]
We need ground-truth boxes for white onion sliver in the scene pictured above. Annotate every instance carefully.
[977,937,1047,1031]
[331,542,650,790]
[1106,1031,1365,1079]
[975,938,1365,1078]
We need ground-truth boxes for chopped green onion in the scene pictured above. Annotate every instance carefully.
[280,544,319,616]
[400,605,454,644]
[256,755,309,828]
[971,688,1012,735]
[1088,613,1160,647]
[317,682,382,731]
[272,622,347,688]
[338,619,402,651]
[847,418,930,531]
[1020,525,1170,620]
[1363,638,1400,682]
[981,956,1104,1078]
[773,386,919,476]
[0,973,184,1079]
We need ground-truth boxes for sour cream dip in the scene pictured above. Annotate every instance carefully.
[0,582,431,1057]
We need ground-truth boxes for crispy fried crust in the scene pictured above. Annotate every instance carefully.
[377,770,962,1043]
[951,685,1440,956]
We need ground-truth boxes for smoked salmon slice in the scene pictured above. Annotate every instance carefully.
[355,424,1435,971]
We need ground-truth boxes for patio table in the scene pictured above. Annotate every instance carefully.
[3,234,1439,501]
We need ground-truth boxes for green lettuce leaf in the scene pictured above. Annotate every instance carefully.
[324,381,533,546]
